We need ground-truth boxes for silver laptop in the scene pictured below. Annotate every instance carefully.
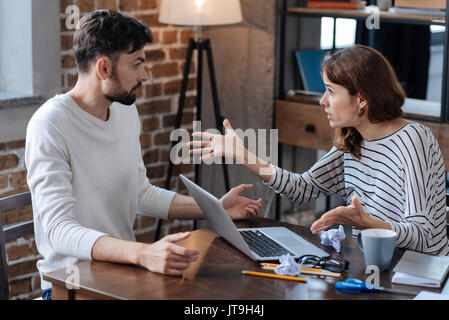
[179,174,329,262]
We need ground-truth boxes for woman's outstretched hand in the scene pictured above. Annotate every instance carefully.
[188,119,246,163]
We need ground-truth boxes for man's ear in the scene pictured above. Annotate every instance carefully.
[95,57,113,81]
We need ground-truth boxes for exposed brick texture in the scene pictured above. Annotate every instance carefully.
[146,49,165,62]
[9,171,27,188]
[137,99,171,115]
[163,78,196,95]
[0,0,197,300]
[118,0,138,12]
[140,0,157,10]
[0,174,8,189]
[61,54,76,68]
[7,140,25,149]
[98,0,117,10]
[142,116,160,132]
[152,62,179,78]
[162,30,178,44]
[75,0,95,13]
[0,154,19,171]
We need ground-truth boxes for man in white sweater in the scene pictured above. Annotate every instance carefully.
[25,10,262,299]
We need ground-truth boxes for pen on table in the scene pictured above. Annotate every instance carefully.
[260,263,341,278]
[336,278,416,296]
[242,270,307,283]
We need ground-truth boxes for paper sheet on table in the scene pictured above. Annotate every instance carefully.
[414,291,449,300]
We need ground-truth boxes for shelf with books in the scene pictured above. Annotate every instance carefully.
[284,7,446,26]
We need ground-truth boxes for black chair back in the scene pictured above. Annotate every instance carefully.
[0,192,33,300]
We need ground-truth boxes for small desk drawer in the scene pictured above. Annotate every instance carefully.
[276,100,334,151]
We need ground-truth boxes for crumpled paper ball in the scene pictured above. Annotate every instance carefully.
[274,253,300,276]
[320,225,345,253]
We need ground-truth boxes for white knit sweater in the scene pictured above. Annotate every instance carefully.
[25,94,176,289]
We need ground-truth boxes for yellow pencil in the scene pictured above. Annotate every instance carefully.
[260,262,280,267]
[242,270,307,283]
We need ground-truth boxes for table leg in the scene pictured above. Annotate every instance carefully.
[51,284,73,300]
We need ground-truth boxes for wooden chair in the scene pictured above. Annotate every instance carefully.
[0,192,33,300]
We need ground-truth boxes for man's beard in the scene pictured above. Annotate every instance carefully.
[104,71,141,106]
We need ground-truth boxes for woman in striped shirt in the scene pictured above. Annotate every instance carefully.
[189,45,449,255]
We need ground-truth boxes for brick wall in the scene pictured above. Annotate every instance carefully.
[1,0,197,299]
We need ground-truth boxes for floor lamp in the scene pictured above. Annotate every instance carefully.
[154,0,243,241]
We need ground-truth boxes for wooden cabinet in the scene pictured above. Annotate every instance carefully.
[276,100,449,170]
[276,100,333,151]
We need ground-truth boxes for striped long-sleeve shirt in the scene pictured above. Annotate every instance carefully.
[264,122,449,255]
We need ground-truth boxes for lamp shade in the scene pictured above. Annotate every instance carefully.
[158,0,242,26]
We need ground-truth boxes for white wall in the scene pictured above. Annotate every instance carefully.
[198,0,279,219]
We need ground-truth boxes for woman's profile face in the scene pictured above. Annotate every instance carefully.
[319,72,365,129]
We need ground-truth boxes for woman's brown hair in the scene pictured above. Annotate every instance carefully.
[321,45,405,159]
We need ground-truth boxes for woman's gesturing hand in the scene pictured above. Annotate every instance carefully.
[188,119,246,163]
[310,195,369,234]
[310,195,391,234]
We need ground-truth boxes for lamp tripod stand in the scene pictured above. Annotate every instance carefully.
[154,37,231,241]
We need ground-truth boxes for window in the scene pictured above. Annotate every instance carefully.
[427,25,445,102]
[0,0,60,143]
[0,0,61,103]
[320,17,357,50]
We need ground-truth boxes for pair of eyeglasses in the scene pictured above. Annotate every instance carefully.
[299,255,350,273]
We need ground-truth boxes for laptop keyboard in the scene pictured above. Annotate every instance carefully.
[239,230,294,257]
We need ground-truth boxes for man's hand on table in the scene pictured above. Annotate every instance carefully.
[93,183,262,277]
[136,183,262,276]
[136,232,200,276]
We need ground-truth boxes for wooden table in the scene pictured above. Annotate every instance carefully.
[43,217,449,300]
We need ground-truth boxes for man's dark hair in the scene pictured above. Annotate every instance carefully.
[73,9,153,73]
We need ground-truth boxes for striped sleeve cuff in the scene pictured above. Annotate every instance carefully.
[262,164,278,187]
[387,220,402,244]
